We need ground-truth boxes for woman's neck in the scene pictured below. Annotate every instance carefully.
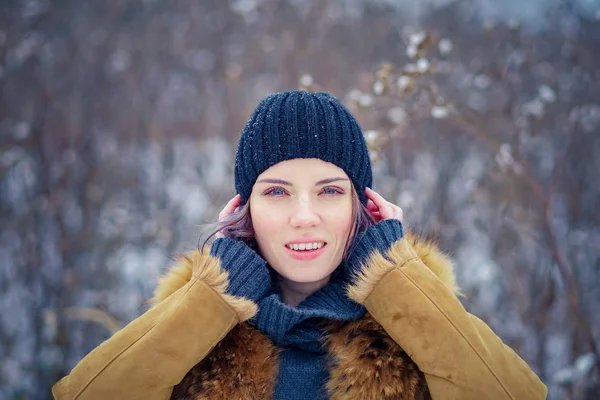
[279,276,331,307]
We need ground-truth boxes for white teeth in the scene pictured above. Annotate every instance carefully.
[287,242,325,251]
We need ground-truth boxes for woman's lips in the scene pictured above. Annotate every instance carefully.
[284,243,327,261]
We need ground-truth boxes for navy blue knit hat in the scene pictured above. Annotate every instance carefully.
[234,90,372,205]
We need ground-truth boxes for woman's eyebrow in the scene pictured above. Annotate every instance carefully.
[256,178,291,185]
[315,177,349,185]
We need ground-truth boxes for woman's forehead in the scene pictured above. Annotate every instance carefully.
[257,158,348,179]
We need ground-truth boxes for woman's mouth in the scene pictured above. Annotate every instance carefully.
[284,242,327,261]
[285,242,325,251]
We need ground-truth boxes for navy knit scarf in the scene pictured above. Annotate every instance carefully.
[250,271,365,399]
[252,273,365,351]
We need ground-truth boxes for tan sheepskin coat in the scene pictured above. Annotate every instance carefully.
[52,234,547,399]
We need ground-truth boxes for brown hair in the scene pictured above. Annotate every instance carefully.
[200,186,375,264]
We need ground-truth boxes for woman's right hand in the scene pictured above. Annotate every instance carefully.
[210,194,270,302]
[216,194,242,238]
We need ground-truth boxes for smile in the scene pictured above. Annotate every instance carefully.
[284,241,327,261]
[285,242,325,251]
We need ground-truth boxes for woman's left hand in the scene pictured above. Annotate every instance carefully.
[365,188,403,223]
[344,188,404,278]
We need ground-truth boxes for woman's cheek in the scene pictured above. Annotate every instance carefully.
[255,215,278,237]
[324,202,353,228]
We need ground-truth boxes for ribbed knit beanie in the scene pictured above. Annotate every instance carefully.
[234,91,373,205]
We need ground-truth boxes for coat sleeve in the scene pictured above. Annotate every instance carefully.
[347,236,548,400]
[52,250,257,400]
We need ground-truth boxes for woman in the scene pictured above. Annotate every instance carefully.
[52,91,547,399]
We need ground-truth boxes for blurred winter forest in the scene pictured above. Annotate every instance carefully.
[1,0,600,398]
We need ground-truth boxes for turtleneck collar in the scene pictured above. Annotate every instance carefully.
[250,271,366,354]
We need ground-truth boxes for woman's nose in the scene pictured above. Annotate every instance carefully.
[289,199,320,228]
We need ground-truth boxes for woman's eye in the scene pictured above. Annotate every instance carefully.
[264,187,287,196]
[321,187,343,195]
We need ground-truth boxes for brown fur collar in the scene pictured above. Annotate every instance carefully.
[170,323,280,399]
[324,313,431,400]
[170,313,431,400]
[157,233,455,399]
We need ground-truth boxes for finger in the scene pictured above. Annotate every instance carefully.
[365,189,384,213]
[366,200,379,211]
[219,194,241,219]
[365,188,387,208]
[371,194,394,220]
[373,215,383,223]
[366,188,398,221]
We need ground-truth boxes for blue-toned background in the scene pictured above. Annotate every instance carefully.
[1,0,599,398]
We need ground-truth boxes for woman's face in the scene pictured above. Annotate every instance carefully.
[249,158,354,284]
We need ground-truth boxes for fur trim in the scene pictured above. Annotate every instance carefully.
[170,323,279,400]
[347,232,461,305]
[170,315,428,400]
[150,250,257,322]
[325,313,430,400]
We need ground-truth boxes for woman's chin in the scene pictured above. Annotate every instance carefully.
[269,253,342,285]
[277,269,334,286]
